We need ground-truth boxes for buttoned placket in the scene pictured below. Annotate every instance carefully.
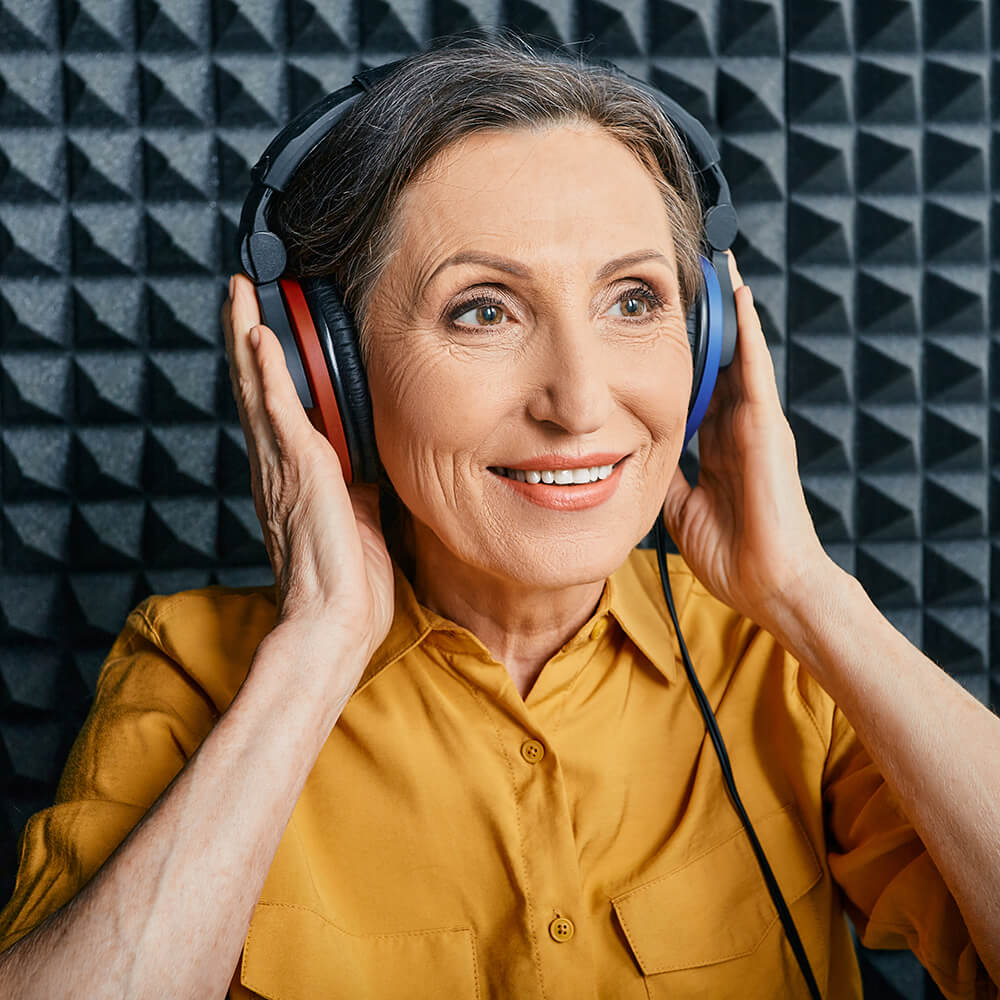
[460,616,611,999]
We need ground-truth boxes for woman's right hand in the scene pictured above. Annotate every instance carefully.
[220,273,396,684]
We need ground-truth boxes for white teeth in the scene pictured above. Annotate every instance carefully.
[497,462,618,485]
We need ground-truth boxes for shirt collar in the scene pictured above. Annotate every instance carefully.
[355,547,694,693]
[606,547,691,684]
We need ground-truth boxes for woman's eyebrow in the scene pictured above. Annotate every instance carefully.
[419,248,675,300]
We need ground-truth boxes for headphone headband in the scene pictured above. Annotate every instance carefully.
[587,57,738,251]
[236,49,741,430]
[238,52,739,286]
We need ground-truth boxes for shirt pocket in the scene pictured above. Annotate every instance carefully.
[610,802,823,997]
[239,901,481,1000]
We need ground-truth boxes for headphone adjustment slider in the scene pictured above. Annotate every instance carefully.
[251,154,272,187]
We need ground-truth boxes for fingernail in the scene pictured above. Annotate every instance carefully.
[249,325,260,349]
[228,274,235,299]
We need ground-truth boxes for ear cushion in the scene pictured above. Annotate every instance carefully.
[288,260,724,474]
[683,254,724,452]
[299,276,379,485]
[686,284,707,415]
[276,277,353,471]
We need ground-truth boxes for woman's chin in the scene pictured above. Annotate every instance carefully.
[472,535,639,590]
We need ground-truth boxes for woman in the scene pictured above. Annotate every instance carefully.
[0,32,997,1000]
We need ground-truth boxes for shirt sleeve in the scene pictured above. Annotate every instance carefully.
[822,703,997,1000]
[0,599,220,954]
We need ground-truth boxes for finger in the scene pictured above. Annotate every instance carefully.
[734,284,782,411]
[220,278,272,513]
[725,249,744,292]
[252,321,322,461]
[227,275,277,456]
[227,274,263,376]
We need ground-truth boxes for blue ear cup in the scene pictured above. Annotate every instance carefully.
[682,254,729,452]
[298,250,732,484]
[276,250,734,482]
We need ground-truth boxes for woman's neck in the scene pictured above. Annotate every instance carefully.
[407,515,606,691]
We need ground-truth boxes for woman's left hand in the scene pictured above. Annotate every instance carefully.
[660,251,833,633]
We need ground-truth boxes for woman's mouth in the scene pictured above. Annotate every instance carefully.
[487,456,628,511]
[489,457,625,484]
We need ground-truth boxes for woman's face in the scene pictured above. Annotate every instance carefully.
[364,122,693,590]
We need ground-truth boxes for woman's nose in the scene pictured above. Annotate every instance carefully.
[525,321,616,435]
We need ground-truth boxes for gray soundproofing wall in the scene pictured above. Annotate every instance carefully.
[0,2,996,996]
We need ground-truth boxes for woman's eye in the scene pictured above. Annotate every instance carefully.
[446,282,665,330]
[449,296,508,328]
[606,284,664,320]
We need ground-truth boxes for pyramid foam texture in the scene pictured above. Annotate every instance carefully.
[1,2,997,995]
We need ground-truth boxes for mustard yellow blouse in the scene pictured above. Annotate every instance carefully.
[0,548,992,999]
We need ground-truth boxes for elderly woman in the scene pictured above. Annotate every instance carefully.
[0,32,997,1000]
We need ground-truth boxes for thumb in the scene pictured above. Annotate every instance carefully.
[661,463,692,539]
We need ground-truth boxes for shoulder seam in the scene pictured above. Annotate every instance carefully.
[112,597,228,721]
[139,585,275,636]
[135,601,165,650]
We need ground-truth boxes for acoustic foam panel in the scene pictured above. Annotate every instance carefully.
[1,1,997,996]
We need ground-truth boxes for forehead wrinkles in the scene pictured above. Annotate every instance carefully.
[387,137,678,311]
[394,149,546,305]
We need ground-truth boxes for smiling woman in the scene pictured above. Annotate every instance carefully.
[0,27,997,1000]
[266,37,707,602]
[359,123,695,631]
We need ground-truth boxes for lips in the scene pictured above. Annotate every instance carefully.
[488,452,629,473]
[489,454,628,511]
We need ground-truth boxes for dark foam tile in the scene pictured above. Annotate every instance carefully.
[923,405,985,471]
[136,0,205,53]
[145,497,218,567]
[288,0,354,53]
[649,0,712,56]
[856,541,921,607]
[787,404,852,472]
[857,336,920,404]
[857,404,920,473]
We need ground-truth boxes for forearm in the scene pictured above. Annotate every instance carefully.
[0,625,360,1000]
[765,562,1000,983]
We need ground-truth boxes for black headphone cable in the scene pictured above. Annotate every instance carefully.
[653,515,823,1000]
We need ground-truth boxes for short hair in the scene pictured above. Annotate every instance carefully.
[270,27,706,370]
[267,28,707,573]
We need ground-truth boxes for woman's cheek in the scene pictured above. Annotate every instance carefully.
[621,347,691,442]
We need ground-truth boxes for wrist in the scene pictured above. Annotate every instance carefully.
[758,557,858,668]
[254,621,371,713]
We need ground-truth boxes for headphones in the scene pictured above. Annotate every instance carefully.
[235,48,823,1000]
[236,51,740,486]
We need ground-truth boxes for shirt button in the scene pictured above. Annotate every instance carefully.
[520,739,545,763]
[548,916,575,942]
[589,618,608,641]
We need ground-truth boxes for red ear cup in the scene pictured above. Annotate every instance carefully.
[277,278,356,483]
[298,276,379,486]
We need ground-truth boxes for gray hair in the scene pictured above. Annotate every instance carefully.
[270,28,707,369]
[268,29,707,571]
